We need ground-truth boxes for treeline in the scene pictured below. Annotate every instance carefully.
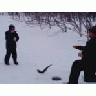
[6,12,96,22]
[1,12,96,39]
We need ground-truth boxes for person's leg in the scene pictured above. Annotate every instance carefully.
[84,68,96,82]
[12,48,18,64]
[68,60,84,84]
[5,48,11,65]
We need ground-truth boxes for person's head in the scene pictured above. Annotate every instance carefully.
[9,24,15,33]
[89,26,96,38]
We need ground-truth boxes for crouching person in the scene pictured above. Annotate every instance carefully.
[65,26,96,84]
[5,24,19,65]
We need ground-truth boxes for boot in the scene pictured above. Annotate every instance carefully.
[13,58,18,65]
[14,61,18,65]
[5,63,10,65]
[4,58,10,65]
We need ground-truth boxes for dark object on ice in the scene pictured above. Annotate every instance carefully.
[37,64,53,74]
[52,76,62,81]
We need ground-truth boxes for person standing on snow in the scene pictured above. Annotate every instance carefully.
[5,24,19,65]
[65,26,96,84]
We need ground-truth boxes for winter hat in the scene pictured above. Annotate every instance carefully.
[9,24,15,31]
[89,26,96,35]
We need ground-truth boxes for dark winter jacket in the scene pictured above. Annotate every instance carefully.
[5,31,19,49]
[76,37,96,68]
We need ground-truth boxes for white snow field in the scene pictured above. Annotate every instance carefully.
[0,15,95,84]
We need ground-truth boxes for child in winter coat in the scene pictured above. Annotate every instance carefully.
[5,24,19,65]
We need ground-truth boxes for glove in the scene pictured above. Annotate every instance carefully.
[73,46,78,49]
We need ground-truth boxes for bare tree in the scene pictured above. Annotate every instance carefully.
[2,12,96,39]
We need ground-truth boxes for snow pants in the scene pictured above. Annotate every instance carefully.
[69,60,96,84]
[5,48,17,64]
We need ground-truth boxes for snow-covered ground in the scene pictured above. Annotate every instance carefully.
[0,15,95,84]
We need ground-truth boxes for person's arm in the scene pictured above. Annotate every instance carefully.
[73,46,85,51]
[5,32,8,41]
[14,33,19,42]
[16,33,19,41]
[5,32,11,41]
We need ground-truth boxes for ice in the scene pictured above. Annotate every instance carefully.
[0,15,94,84]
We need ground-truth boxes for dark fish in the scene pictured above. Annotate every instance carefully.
[37,64,53,73]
